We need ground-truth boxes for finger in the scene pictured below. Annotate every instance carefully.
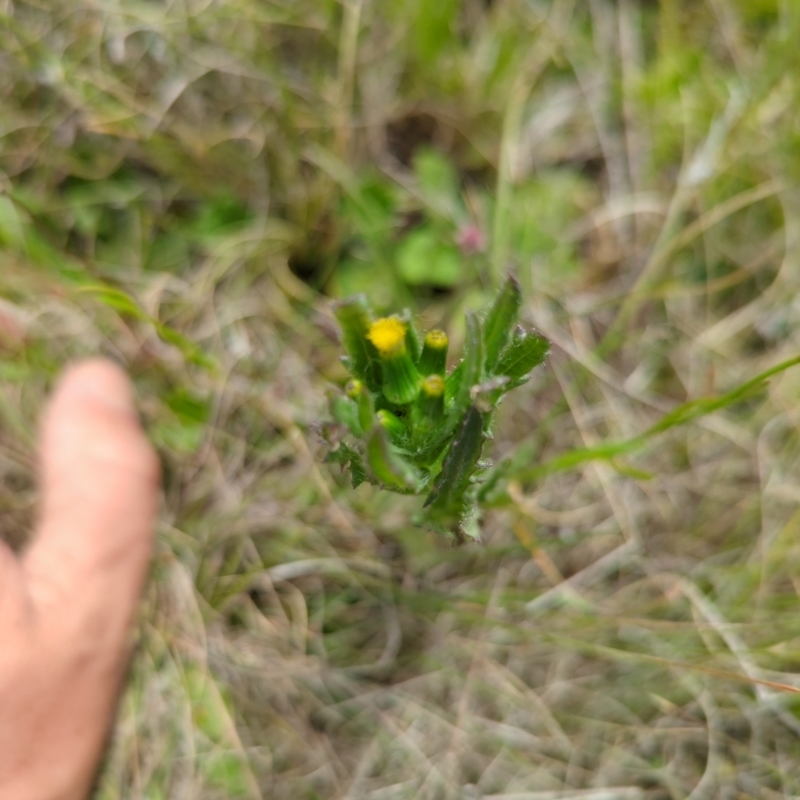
[0,539,29,643]
[23,359,160,641]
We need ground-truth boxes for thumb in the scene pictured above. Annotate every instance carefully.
[23,359,160,639]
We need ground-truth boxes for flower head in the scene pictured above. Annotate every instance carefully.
[368,317,408,356]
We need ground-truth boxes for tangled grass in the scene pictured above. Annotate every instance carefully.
[4,1,800,798]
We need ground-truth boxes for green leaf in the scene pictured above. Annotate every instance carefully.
[330,394,362,436]
[483,274,522,373]
[409,0,460,66]
[424,405,486,520]
[202,752,249,797]
[496,330,550,380]
[396,227,462,287]
[447,311,483,426]
[376,408,409,445]
[80,285,147,319]
[152,420,205,455]
[184,666,250,797]
[333,296,383,391]
[327,442,368,488]
[154,323,217,370]
[413,148,459,201]
[444,360,464,403]
[366,427,422,491]
[165,388,210,424]
[400,309,422,363]
[358,385,377,432]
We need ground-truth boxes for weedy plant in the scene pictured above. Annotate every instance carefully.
[324,275,549,542]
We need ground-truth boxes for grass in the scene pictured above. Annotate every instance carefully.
[4,0,800,797]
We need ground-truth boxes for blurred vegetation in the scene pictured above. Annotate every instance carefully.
[4,0,800,797]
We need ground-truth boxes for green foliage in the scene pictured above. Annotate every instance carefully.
[332,149,486,302]
[395,227,463,287]
[185,667,251,797]
[325,275,549,542]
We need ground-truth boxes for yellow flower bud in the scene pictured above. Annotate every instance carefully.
[418,330,449,376]
[367,318,408,356]
[367,317,419,404]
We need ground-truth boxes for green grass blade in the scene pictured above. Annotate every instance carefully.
[78,285,216,370]
[520,353,800,480]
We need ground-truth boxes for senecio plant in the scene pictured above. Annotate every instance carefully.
[325,276,549,543]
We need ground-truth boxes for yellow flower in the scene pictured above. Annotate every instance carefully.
[367,317,407,356]
[366,317,419,404]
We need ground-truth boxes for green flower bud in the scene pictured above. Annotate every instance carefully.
[418,330,448,377]
[334,296,382,391]
[367,317,420,405]
[414,374,445,431]
[377,408,407,442]
[345,378,364,399]
[366,426,422,491]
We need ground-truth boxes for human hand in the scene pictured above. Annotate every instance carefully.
[0,360,160,800]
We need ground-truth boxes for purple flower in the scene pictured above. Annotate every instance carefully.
[457,223,486,255]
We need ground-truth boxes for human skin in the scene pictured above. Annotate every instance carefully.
[0,360,160,800]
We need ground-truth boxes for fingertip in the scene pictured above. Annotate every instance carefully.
[42,358,160,485]
[27,359,161,621]
[48,358,136,418]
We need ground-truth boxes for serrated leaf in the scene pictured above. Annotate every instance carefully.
[425,405,486,514]
[470,375,510,412]
[414,428,452,467]
[350,459,368,488]
[447,312,483,426]
[496,330,550,379]
[366,427,422,491]
[333,296,382,391]
[483,275,522,373]
[327,442,368,488]
[330,395,362,436]
[457,499,481,542]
